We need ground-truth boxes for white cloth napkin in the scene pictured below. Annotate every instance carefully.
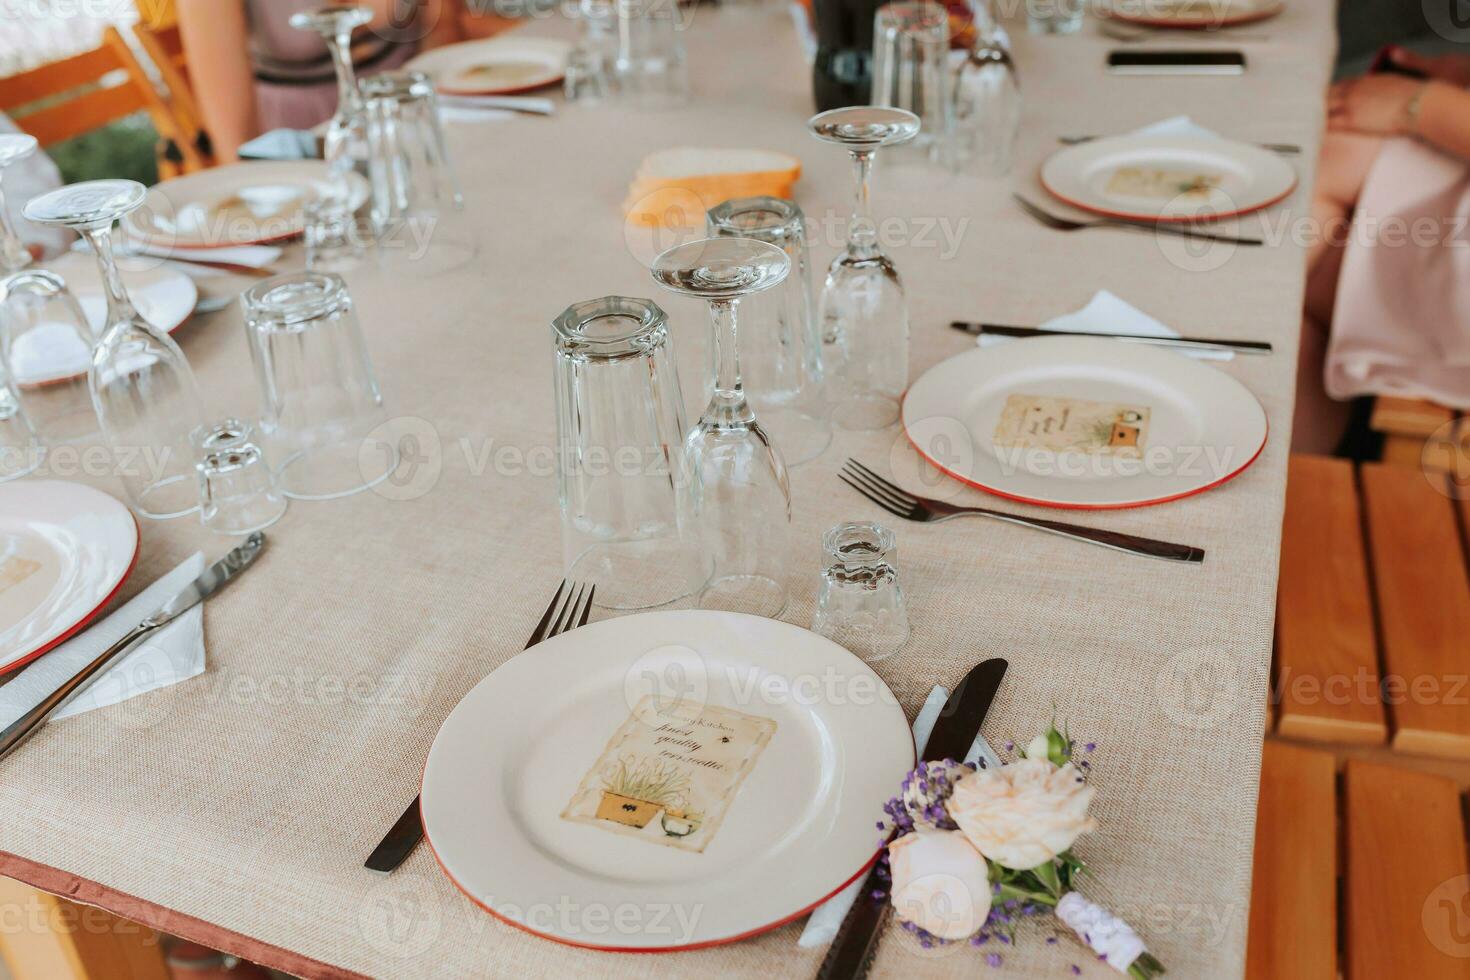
[438,106,516,124]
[0,554,205,727]
[1131,115,1221,140]
[978,289,1234,362]
[798,684,987,949]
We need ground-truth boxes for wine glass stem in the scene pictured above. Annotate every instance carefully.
[84,227,136,325]
[328,29,361,119]
[847,149,878,259]
[0,177,32,273]
[704,298,754,427]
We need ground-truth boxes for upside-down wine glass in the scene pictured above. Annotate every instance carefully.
[0,134,39,274]
[808,106,919,430]
[25,181,207,518]
[651,237,792,618]
[289,5,374,195]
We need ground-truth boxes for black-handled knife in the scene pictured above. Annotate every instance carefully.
[951,321,1273,355]
[816,657,1008,980]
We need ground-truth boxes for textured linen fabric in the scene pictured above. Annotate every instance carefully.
[0,4,1335,978]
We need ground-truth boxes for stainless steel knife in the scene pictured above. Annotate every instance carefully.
[0,532,267,763]
[816,657,1009,980]
[950,320,1273,355]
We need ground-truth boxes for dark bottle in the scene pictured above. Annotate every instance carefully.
[810,0,883,110]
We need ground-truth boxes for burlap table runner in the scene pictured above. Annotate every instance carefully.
[0,4,1337,977]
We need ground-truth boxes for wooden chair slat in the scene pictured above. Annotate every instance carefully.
[0,876,169,980]
[0,46,123,113]
[1362,463,1470,758]
[1245,742,1337,980]
[1372,397,1456,438]
[1275,455,1385,743]
[15,84,148,148]
[1345,760,1470,978]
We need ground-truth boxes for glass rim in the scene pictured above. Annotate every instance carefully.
[243,271,350,326]
[552,295,669,359]
[822,521,897,565]
[874,0,950,32]
[706,197,805,246]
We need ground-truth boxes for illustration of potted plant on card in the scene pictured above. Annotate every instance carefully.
[594,756,703,836]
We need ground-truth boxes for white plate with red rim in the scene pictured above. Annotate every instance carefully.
[0,480,138,675]
[902,337,1268,509]
[1040,134,1297,223]
[420,610,914,951]
[6,251,198,387]
[406,36,569,96]
[123,162,370,249]
[1108,0,1284,27]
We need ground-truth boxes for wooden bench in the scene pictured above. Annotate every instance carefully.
[1273,454,1470,758]
[1248,744,1470,979]
[1372,396,1462,473]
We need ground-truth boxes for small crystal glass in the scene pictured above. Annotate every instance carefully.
[567,0,616,103]
[812,521,910,663]
[651,237,792,618]
[242,272,393,500]
[553,295,705,608]
[0,344,42,482]
[614,0,689,109]
[871,3,951,162]
[289,5,374,193]
[951,37,1022,177]
[0,134,40,274]
[1028,0,1085,34]
[362,71,473,275]
[808,106,919,431]
[706,197,829,466]
[193,419,288,535]
[304,195,366,272]
[0,268,99,444]
[25,180,207,519]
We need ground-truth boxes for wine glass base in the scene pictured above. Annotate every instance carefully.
[567,541,704,610]
[0,444,43,483]
[133,473,201,521]
[753,406,832,466]
[832,394,900,431]
[697,574,788,619]
[277,438,397,501]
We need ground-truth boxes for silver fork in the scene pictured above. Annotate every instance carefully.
[840,460,1204,563]
[364,580,596,873]
[1014,195,1264,246]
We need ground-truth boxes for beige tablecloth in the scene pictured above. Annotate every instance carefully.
[0,5,1336,978]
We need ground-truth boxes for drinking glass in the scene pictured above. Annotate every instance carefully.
[193,418,288,535]
[1028,0,1085,34]
[0,134,39,274]
[0,343,41,482]
[811,521,910,662]
[361,71,473,275]
[242,272,393,500]
[614,0,689,109]
[552,295,705,609]
[706,197,830,466]
[808,106,919,431]
[304,195,366,272]
[289,5,374,191]
[566,0,616,103]
[870,3,950,161]
[651,237,792,618]
[25,181,207,519]
[950,32,1021,177]
[0,269,99,444]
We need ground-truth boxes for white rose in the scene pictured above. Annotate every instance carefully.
[947,759,1097,870]
[886,830,992,940]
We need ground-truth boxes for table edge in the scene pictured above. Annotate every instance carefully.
[0,851,370,980]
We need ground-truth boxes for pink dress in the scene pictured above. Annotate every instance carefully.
[1325,136,1470,409]
[249,0,417,131]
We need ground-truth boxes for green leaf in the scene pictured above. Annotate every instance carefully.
[1031,859,1062,898]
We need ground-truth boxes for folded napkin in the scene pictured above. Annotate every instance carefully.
[978,289,1234,362]
[1131,115,1220,140]
[238,128,320,162]
[438,106,516,124]
[0,554,205,728]
[798,684,989,949]
[75,239,284,280]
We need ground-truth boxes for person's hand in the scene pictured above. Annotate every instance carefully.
[1328,74,1426,136]
[1385,46,1470,87]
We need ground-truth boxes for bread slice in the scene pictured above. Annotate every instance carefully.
[623,147,802,230]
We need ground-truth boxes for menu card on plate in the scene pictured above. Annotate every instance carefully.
[561,695,776,853]
[993,393,1151,456]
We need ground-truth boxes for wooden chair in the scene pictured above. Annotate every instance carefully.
[1372,396,1461,472]
[1247,746,1470,979]
[1274,454,1470,758]
[0,876,168,980]
[128,18,216,173]
[0,27,207,177]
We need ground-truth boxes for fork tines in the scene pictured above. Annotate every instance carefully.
[839,459,924,521]
[526,579,596,648]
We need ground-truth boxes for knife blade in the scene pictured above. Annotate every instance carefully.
[0,532,267,763]
[950,320,1273,355]
[816,658,1008,980]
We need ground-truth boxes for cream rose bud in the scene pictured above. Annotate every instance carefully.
[947,759,1098,870]
[1025,734,1050,762]
[887,830,992,940]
